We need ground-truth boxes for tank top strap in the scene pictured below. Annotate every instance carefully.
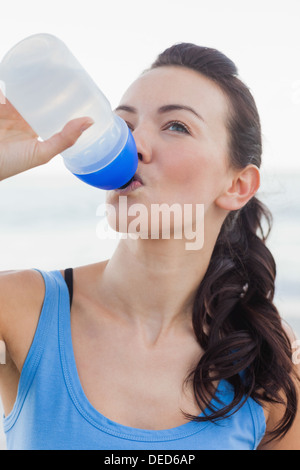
[64,268,73,308]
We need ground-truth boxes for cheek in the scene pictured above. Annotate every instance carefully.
[160,148,225,205]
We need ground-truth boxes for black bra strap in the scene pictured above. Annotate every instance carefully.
[64,268,73,308]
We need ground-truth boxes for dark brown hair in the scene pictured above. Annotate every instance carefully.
[151,43,298,441]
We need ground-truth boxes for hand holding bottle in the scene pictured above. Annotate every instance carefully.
[0,34,138,189]
[0,95,93,181]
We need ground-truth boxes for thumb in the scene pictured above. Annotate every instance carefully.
[37,117,94,163]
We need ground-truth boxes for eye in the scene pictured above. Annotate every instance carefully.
[165,120,190,134]
[125,121,134,132]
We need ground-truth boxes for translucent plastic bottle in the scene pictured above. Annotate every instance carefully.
[0,33,138,189]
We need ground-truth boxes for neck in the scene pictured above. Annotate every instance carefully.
[100,228,219,345]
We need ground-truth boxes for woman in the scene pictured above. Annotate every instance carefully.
[0,43,299,450]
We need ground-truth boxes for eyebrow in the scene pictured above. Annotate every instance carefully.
[115,104,205,123]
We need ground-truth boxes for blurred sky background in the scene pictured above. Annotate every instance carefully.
[0,0,299,308]
[0,0,299,307]
[0,0,300,450]
[1,0,300,173]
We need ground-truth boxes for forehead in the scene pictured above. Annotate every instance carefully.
[119,66,229,124]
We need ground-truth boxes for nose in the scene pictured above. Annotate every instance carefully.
[132,126,152,164]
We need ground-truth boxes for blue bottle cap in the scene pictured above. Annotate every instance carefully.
[72,128,138,190]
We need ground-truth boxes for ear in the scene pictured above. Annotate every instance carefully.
[215,164,260,211]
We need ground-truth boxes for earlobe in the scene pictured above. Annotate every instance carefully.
[215,164,260,211]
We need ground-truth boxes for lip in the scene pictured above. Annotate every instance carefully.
[114,173,144,194]
[133,173,143,185]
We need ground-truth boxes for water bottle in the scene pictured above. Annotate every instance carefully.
[0,33,138,190]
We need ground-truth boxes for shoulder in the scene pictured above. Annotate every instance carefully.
[0,269,45,370]
[70,261,109,297]
[0,269,45,319]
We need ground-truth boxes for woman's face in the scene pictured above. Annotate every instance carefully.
[106,66,233,238]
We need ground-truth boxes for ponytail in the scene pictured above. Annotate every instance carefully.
[185,197,298,440]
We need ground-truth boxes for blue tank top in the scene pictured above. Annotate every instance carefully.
[2,270,266,450]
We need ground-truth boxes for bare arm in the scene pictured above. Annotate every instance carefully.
[0,97,93,414]
[0,95,92,342]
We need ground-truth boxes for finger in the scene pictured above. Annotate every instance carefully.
[37,117,94,163]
